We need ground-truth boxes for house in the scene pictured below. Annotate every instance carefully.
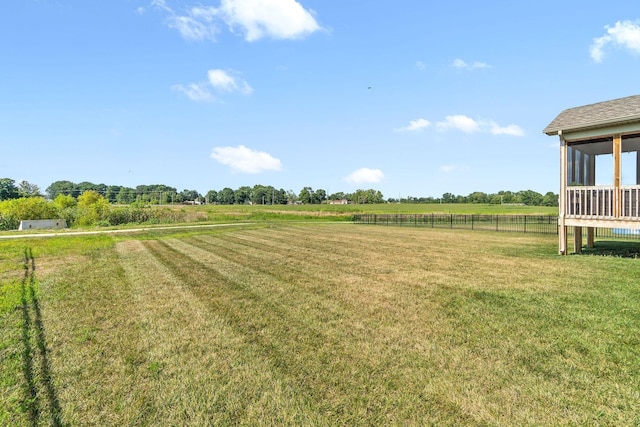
[544,94,640,254]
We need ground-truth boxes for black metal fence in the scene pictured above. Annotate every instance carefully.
[353,214,640,240]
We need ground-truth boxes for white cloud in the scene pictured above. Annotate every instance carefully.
[452,58,490,70]
[433,115,525,136]
[211,145,282,173]
[345,168,384,185]
[590,20,640,62]
[218,0,322,41]
[168,15,218,41]
[172,83,214,102]
[395,118,430,132]
[152,1,218,42]
[416,61,426,71]
[436,115,481,133]
[174,69,252,102]
[151,0,171,13]
[208,69,253,94]
[153,0,321,42]
[489,122,525,136]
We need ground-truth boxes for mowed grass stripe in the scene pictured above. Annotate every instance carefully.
[142,238,351,423]
[116,240,324,426]
[40,242,149,425]
[159,231,542,424]
[152,238,405,420]
[202,226,573,301]
[151,236,470,424]
[187,226,640,424]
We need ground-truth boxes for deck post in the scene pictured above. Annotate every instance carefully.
[559,132,568,254]
[614,134,622,217]
[587,227,595,248]
[574,226,583,253]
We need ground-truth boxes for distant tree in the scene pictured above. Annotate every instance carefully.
[136,184,177,203]
[251,185,270,205]
[46,180,77,199]
[0,178,19,201]
[17,181,41,198]
[467,191,488,204]
[352,189,384,204]
[274,188,288,204]
[205,190,218,204]
[105,186,121,203]
[218,187,235,205]
[329,191,346,201]
[542,191,558,207]
[77,181,104,195]
[298,187,313,204]
[286,190,298,204]
[235,186,251,204]
[180,189,201,202]
[116,187,136,204]
[313,189,327,204]
[441,192,456,203]
[518,190,543,206]
[497,191,517,204]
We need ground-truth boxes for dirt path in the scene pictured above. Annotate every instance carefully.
[0,222,254,239]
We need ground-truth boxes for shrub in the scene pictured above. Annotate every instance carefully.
[0,197,59,229]
[53,194,77,209]
[76,191,110,226]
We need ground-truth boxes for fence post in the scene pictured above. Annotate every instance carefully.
[431,213,434,228]
[524,215,527,233]
[450,214,453,229]
[496,215,499,232]
[471,214,474,230]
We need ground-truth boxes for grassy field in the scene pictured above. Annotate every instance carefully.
[188,203,559,223]
[1,223,638,425]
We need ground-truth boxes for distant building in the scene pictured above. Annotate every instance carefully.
[329,199,349,205]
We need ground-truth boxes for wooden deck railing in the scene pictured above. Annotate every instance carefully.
[566,185,640,219]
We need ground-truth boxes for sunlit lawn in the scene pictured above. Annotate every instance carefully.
[1,224,638,425]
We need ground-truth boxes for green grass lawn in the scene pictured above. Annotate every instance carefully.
[1,224,638,425]
[194,203,558,223]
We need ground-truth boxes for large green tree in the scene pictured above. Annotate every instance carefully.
[517,190,543,206]
[17,180,41,197]
[235,186,251,204]
[0,178,19,201]
[46,180,77,199]
[205,190,218,204]
[298,187,313,204]
[541,191,559,207]
[218,188,235,205]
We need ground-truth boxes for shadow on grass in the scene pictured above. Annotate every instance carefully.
[580,240,640,258]
[21,247,63,427]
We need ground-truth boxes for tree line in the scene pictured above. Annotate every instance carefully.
[0,178,557,207]
[389,190,558,207]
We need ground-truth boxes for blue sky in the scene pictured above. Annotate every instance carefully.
[2,0,640,199]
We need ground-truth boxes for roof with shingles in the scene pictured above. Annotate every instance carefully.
[543,94,640,136]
